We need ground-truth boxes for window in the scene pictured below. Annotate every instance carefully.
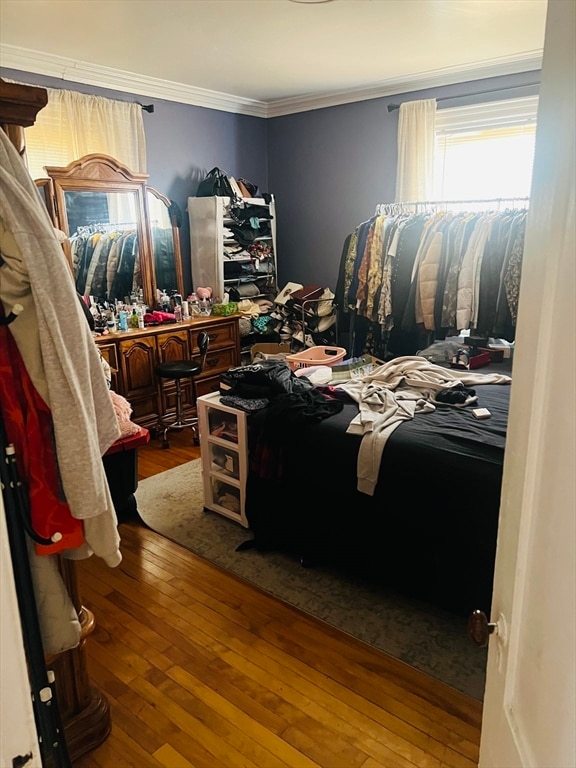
[12,84,147,179]
[433,96,538,202]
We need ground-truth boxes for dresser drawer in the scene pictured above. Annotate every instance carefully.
[98,342,118,372]
[198,346,237,379]
[97,342,119,391]
[156,329,190,361]
[192,319,236,351]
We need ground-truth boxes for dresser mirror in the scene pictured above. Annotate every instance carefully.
[146,185,183,297]
[37,153,184,308]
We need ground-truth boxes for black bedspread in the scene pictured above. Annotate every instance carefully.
[245,383,510,615]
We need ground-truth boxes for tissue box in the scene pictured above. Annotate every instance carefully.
[211,302,238,316]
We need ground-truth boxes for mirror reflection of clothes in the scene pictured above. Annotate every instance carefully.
[71,228,139,300]
[152,226,176,292]
[110,230,139,301]
[84,231,119,297]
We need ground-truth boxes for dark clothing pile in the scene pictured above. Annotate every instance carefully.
[219,359,343,480]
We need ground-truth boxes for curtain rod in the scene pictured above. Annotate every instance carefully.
[387,82,539,112]
[139,103,155,113]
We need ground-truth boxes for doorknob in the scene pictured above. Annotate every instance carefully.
[468,609,497,647]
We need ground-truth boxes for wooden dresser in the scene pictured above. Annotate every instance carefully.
[95,314,241,429]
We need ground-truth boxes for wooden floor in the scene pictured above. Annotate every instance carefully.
[137,428,202,480]
[74,430,482,767]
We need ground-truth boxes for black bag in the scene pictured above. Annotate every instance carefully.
[238,178,258,197]
[196,167,237,199]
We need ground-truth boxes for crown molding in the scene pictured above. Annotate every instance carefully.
[266,51,543,117]
[0,44,542,119]
[0,45,269,117]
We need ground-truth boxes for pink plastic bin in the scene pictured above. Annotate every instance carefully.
[286,346,347,371]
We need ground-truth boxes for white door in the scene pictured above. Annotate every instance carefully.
[479,1,576,766]
[0,494,42,767]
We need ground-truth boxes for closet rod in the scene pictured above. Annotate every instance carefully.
[376,196,530,207]
[375,197,530,216]
[387,82,539,112]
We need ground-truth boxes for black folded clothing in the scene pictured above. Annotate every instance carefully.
[435,383,477,406]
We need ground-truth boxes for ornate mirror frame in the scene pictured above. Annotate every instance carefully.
[39,153,184,308]
[145,184,184,299]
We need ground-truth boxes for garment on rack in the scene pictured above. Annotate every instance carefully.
[335,205,528,358]
[109,230,139,300]
[0,127,121,566]
[71,227,140,299]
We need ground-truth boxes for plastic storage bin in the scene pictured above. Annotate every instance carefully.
[286,345,346,371]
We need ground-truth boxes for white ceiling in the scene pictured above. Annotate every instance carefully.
[0,0,547,116]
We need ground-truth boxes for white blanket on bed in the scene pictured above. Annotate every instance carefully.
[335,356,511,495]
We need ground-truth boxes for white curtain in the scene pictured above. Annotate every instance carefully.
[395,98,437,203]
[20,86,147,180]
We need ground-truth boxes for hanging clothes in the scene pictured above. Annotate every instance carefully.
[0,308,84,555]
[334,203,528,358]
[0,128,122,566]
[71,226,140,300]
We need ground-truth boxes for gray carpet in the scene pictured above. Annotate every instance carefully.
[135,459,487,700]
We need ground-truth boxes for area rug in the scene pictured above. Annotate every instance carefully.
[135,459,487,700]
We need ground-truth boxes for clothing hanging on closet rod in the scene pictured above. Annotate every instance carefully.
[375,197,530,215]
[71,225,140,298]
[335,203,527,359]
[75,222,138,235]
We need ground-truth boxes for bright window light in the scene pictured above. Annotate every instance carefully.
[433,96,538,202]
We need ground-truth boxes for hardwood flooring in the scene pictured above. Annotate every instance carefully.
[74,429,482,767]
[137,428,201,480]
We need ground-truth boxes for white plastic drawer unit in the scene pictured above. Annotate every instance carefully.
[197,392,249,527]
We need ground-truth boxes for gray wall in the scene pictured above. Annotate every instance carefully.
[1,67,539,295]
[268,71,540,290]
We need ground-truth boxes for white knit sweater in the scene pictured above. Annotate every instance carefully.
[0,129,122,566]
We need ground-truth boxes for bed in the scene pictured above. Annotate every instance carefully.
[243,364,511,616]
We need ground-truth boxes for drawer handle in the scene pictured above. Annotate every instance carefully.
[208,333,218,342]
[207,357,220,368]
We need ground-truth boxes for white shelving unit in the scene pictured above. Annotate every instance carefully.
[187,195,278,303]
[197,392,249,527]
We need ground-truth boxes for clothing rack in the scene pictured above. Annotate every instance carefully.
[74,222,137,236]
[375,197,530,215]
[338,200,528,359]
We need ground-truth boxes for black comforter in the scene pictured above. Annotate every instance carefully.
[245,382,510,615]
